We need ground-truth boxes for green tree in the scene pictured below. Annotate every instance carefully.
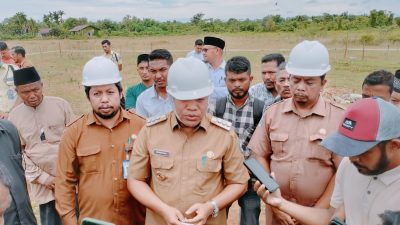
[191,13,204,25]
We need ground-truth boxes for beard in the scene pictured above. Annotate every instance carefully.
[353,147,389,176]
[94,107,119,119]
[229,88,248,100]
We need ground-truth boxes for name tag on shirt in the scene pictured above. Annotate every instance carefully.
[153,149,170,157]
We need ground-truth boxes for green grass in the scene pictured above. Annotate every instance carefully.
[5,30,400,115]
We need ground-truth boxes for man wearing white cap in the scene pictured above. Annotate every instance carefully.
[254,97,400,225]
[128,57,249,225]
[55,57,146,225]
[248,40,345,225]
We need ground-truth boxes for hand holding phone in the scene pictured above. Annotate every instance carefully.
[244,157,279,192]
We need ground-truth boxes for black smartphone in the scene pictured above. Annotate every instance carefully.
[244,157,279,192]
[81,218,115,225]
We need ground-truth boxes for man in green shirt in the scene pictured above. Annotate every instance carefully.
[126,54,153,111]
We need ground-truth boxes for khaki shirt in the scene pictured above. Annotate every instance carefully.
[8,96,74,205]
[103,51,122,66]
[248,96,344,206]
[129,112,250,225]
[330,158,400,225]
[55,110,146,225]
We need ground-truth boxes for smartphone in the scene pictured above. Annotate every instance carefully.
[81,218,115,225]
[244,157,279,192]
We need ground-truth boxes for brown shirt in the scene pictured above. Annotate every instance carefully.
[55,110,146,225]
[129,112,250,225]
[8,96,74,205]
[249,96,344,206]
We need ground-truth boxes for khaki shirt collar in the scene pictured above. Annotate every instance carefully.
[86,108,128,127]
[170,112,210,133]
[283,96,327,117]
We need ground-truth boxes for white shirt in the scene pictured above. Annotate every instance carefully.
[207,61,228,104]
[330,157,400,225]
[135,86,174,119]
[186,50,204,61]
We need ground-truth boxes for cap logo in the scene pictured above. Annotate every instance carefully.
[342,118,356,131]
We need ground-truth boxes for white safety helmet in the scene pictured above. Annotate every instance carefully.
[82,56,122,86]
[167,58,214,100]
[286,40,331,77]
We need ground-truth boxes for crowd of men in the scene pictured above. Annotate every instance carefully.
[0,36,399,225]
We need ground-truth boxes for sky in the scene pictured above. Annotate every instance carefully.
[1,0,399,22]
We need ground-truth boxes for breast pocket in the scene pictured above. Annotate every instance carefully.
[270,132,289,158]
[77,146,101,174]
[194,159,222,195]
[308,134,332,163]
[151,157,174,189]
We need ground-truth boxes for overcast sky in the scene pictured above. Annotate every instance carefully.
[1,0,399,22]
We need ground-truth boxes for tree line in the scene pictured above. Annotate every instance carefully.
[0,10,399,39]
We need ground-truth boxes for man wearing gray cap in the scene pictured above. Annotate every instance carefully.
[391,70,400,107]
[254,97,400,225]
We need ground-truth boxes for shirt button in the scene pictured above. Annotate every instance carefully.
[367,190,371,194]
[112,160,116,164]
[373,177,377,180]
[111,144,115,148]
[114,193,118,196]
[114,177,118,181]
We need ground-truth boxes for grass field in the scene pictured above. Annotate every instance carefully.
[7,31,400,224]
[6,30,400,115]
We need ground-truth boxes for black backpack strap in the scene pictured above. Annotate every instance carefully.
[215,97,228,119]
[252,98,264,126]
[114,52,119,63]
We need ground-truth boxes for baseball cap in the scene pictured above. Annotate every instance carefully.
[321,97,400,157]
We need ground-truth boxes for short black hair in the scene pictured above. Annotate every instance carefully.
[149,49,173,66]
[137,54,149,65]
[261,53,285,65]
[195,39,203,46]
[101,40,111,45]
[84,82,123,99]
[0,41,8,51]
[225,56,251,75]
[362,70,394,94]
[12,46,26,57]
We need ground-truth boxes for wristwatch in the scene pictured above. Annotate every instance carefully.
[208,200,219,218]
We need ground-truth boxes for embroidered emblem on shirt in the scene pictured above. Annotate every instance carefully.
[206,151,215,159]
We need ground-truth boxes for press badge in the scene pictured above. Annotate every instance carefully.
[122,160,129,180]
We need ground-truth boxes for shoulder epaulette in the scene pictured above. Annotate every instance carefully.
[210,116,232,131]
[127,110,146,120]
[66,114,84,127]
[330,101,346,110]
[146,114,168,127]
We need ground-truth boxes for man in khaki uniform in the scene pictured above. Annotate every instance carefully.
[55,57,145,225]
[8,67,74,225]
[248,41,344,225]
[128,58,249,225]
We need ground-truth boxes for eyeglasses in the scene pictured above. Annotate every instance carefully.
[202,47,217,53]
